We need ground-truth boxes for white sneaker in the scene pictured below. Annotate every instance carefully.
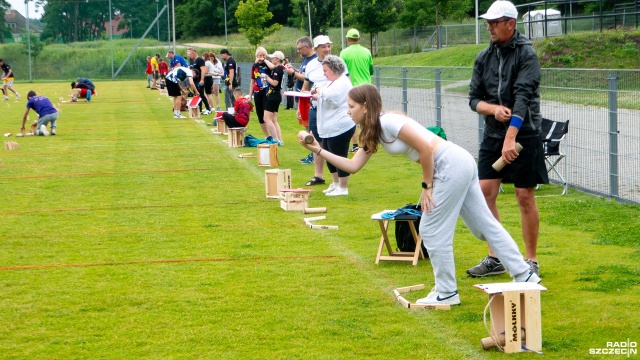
[416,288,460,306]
[51,129,56,136]
[39,125,50,136]
[174,114,187,119]
[325,187,348,196]
[323,183,339,193]
[15,93,20,100]
[513,269,542,284]
[3,96,8,101]
[202,109,211,115]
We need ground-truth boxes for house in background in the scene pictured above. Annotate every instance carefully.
[104,15,130,39]
[4,7,43,43]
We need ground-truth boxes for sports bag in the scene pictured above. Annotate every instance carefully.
[392,204,429,258]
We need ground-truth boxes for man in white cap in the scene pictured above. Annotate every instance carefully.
[300,35,334,187]
[339,28,373,153]
[467,0,547,278]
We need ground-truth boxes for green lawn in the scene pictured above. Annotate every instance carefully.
[0,81,638,358]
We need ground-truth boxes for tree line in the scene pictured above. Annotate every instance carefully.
[6,0,622,45]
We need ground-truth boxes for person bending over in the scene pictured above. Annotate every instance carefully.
[298,84,541,306]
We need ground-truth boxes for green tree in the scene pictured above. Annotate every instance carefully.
[235,0,282,47]
[347,0,401,53]
[21,31,45,67]
[296,0,339,36]
[175,0,235,38]
[0,0,10,43]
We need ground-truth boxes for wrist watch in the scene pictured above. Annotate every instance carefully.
[421,182,434,189]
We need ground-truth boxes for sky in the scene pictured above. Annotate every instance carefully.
[7,0,43,20]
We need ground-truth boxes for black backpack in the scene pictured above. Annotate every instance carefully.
[393,204,429,258]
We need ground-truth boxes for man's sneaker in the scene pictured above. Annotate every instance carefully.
[325,187,348,196]
[174,114,187,119]
[216,106,222,111]
[39,125,50,136]
[50,129,56,136]
[525,259,539,276]
[349,144,359,153]
[299,153,314,164]
[416,288,460,306]
[513,269,542,284]
[15,93,20,100]
[466,255,506,277]
[202,109,211,115]
[3,96,8,101]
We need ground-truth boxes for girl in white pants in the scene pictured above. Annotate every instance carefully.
[298,84,541,306]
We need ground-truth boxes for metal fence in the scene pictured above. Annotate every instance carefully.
[371,66,640,204]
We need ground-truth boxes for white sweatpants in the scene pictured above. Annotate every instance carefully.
[419,142,530,294]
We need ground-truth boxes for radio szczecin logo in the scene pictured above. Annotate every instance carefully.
[590,339,637,356]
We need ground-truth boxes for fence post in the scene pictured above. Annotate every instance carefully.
[435,68,442,127]
[402,67,408,114]
[375,67,381,91]
[608,73,619,198]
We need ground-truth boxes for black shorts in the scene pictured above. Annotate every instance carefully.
[264,91,281,113]
[153,71,159,80]
[478,135,549,188]
[166,80,182,97]
[204,76,213,94]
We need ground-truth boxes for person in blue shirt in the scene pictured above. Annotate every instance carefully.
[167,51,188,70]
[75,77,95,91]
[22,90,58,136]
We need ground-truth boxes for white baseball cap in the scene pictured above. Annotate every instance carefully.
[269,51,285,60]
[479,1,518,20]
[313,35,332,48]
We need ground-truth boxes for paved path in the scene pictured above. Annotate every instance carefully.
[378,84,640,203]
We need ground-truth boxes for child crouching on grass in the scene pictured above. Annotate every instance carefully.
[221,88,253,128]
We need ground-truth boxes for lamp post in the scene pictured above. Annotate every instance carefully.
[224,0,228,45]
[25,0,32,81]
[156,0,160,41]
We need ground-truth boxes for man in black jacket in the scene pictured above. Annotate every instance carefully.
[188,48,212,115]
[467,0,548,278]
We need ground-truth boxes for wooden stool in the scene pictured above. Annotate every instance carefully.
[474,282,547,353]
[371,210,425,266]
[265,169,291,199]
[258,143,279,167]
[227,127,246,148]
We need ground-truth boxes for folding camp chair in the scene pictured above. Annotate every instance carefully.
[539,118,570,195]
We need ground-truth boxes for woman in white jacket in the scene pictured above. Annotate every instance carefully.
[310,55,356,196]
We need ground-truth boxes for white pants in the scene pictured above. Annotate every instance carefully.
[420,142,530,293]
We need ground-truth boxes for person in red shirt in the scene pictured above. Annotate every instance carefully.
[145,56,153,88]
[158,59,169,80]
[221,88,253,128]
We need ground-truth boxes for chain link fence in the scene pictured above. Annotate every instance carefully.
[373,66,640,204]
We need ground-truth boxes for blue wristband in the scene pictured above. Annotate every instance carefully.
[509,115,523,130]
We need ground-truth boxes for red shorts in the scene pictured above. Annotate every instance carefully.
[79,88,88,98]
[298,97,310,127]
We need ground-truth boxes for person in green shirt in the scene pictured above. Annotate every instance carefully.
[340,28,374,152]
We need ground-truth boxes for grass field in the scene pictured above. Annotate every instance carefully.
[0,81,638,358]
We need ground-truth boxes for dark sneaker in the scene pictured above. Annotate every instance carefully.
[349,144,359,153]
[525,259,539,276]
[466,255,506,277]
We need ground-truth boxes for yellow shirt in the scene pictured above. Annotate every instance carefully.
[150,57,159,71]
